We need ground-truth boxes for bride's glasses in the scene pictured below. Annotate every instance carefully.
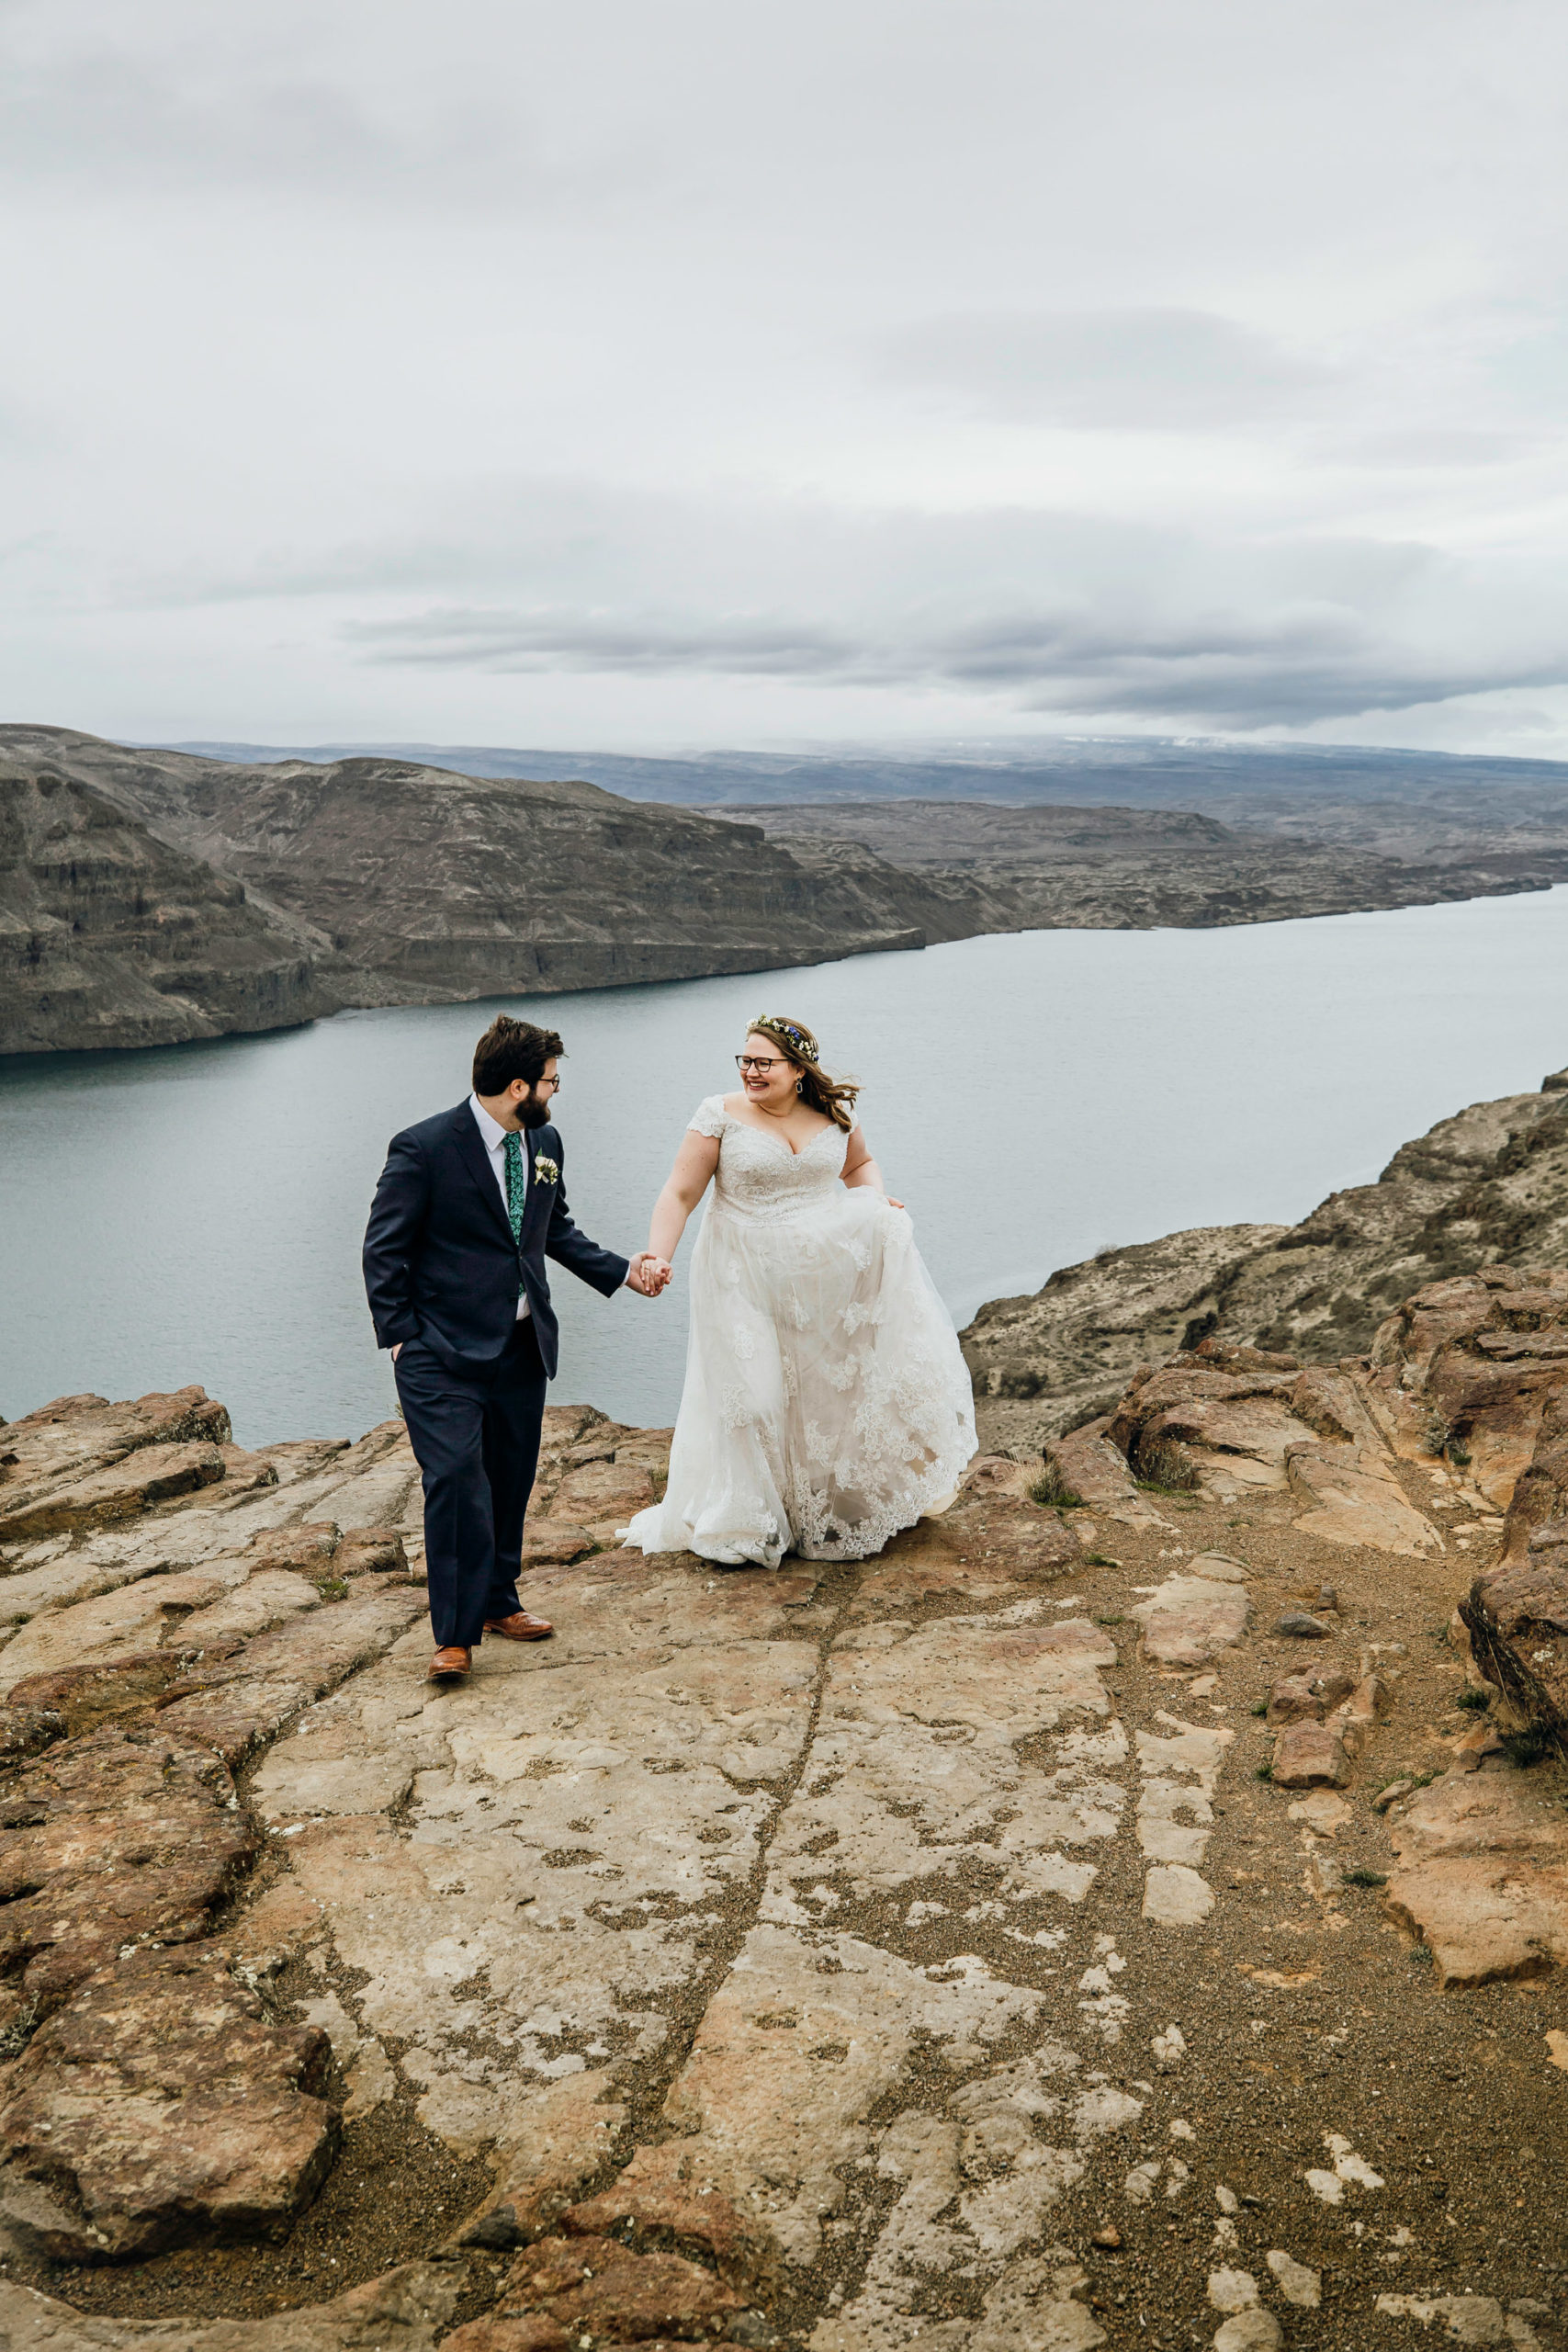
[736,1053,789,1072]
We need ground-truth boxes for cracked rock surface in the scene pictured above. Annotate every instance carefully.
[0,1343,1564,2349]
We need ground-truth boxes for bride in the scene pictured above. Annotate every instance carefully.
[619,1014,976,1567]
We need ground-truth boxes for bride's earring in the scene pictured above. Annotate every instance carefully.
[795,1078,805,1094]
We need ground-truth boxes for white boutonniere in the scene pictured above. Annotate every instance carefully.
[534,1152,560,1186]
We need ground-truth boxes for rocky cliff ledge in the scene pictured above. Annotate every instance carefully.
[964,1064,1568,1452]
[0,1305,1564,2347]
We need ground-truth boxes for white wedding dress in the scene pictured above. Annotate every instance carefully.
[619,1096,976,1566]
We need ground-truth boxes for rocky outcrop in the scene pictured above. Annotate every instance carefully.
[0,1942,337,2259]
[964,1069,1568,1445]
[0,1720,257,2035]
[0,762,334,1056]
[4,1341,1568,2341]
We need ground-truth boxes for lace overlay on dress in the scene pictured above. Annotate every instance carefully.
[620,1094,976,1567]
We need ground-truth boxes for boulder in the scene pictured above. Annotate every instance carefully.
[1106,1366,1294,1458]
[0,1441,227,1542]
[1368,1270,1568,1506]
[1108,1366,1313,1495]
[1270,1720,1349,1789]
[1460,1551,1568,1747]
[961,1453,1036,1501]
[1288,1367,1386,1451]
[0,1941,337,2258]
[1267,1675,1320,1724]
[1266,1675,1338,1725]
[1041,1419,1140,1508]
[1327,1675,1389,1756]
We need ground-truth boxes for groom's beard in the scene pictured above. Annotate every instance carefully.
[518,1094,552,1130]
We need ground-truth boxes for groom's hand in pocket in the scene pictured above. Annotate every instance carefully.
[390,1343,403,1361]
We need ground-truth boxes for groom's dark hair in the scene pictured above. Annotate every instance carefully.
[472,1015,565,1096]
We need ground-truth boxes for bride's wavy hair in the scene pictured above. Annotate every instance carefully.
[748,1014,860,1133]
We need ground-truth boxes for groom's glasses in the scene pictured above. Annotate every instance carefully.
[736,1054,789,1072]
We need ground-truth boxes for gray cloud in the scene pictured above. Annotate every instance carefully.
[4,0,1568,752]
[130,469,1563,731]
[4,75,536,204]
[340,576,1568,729]
[872,308,1337,431]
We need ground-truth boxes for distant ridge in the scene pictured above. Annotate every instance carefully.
[165,733,1568,812]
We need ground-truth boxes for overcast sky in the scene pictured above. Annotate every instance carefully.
[6,0,1568,755]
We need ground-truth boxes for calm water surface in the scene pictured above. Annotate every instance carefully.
[5,891,1568,1444]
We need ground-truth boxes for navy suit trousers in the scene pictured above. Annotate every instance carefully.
[394,1320,546,1648]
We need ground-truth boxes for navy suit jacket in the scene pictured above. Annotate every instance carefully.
[362,1102,629,1381]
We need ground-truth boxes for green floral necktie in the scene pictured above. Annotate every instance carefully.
[502,1131,526,1243]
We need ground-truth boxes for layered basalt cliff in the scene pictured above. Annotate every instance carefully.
[0,763,333,1056]
[963,1065,1568,1450]
[0,729,994,1054]
[719,797,1567,933]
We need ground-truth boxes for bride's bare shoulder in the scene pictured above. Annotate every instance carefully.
[719,1091,749,1118]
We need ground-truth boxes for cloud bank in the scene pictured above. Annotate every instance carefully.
[3,0,1568,750]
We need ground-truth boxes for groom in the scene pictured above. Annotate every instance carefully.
[363,1014,668,1682]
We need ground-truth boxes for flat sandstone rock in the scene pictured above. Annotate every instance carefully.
[1384,1765,1568,1984]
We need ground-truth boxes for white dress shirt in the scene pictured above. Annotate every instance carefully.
[469,1092,531,1320]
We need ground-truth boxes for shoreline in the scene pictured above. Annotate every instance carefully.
[4,865,1562,1065]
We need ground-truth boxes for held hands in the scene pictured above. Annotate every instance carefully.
[626,1251,673,1298]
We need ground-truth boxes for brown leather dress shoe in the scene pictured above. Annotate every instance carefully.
[428,1645,472,1680]
[483,1611,554,1642]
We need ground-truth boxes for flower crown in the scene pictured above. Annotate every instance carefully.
[750,1014,819,1066]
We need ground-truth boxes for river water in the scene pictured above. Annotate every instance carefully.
[5,889,1568,1445]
